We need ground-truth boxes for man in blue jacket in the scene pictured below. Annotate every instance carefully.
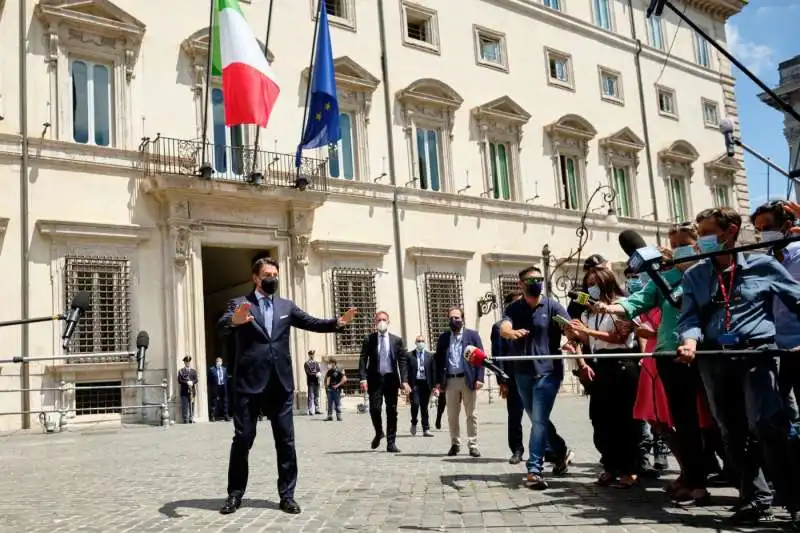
[434,307,485,458]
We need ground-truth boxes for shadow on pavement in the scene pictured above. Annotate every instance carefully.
[440,457,508,464]
[157,498,279,518]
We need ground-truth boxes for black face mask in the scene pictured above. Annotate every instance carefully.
[449,317,462,331]
[525,282,543,298]
[260,277,278,295]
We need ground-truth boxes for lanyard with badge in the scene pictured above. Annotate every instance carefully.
[714,261,738,346]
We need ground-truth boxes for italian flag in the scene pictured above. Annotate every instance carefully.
[212,0,280,127]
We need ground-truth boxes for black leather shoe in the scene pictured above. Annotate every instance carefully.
[371,433,384,450]
[509,452,523,465]
[280,498,301,514]
[468,447,481,458]
[387,443,400,453]
[447,445,460,456]
[219,495,242,515]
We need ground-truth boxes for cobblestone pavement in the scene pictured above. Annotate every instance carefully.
[0,395,788,532]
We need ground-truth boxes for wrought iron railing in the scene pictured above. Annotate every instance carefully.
[138,135,329,192]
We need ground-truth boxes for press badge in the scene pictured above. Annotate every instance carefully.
[718,332,739,347]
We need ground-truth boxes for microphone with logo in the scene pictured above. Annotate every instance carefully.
[463,345,509,381]
[61,291,91,350]
[136,331,150,383]
[619,230,680,308]
[567,290,597,306]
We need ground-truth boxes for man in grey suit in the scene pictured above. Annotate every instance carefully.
[217,256,356,516]
[408,334,436,437]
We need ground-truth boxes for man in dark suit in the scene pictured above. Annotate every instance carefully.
[209,356,230,421]
[217,257,356,516]
[433,307,485,457]
[358,311,410,452]
[408,334,435,437]
[493,290,525,464]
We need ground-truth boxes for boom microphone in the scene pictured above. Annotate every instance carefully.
[62,291,90,349]
[463,345,509,381]
[619,230,680,308]
[719,118,736,158]
[568,290,596,306]
[136,330,149,383]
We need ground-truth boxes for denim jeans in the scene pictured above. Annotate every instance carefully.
[515,372,562,475]
[327,388,342,416]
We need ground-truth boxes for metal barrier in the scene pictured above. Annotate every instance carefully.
[0,350,170,433]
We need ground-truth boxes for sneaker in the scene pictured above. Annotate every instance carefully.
[410,424,417,436]
[654,453,669,471]
[422,430,434,437]
[525,473,549,490]
[552,449,575,476]
[728,503,774,524]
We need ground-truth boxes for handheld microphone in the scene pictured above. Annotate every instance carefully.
[567,290,596,306]
[619,230,680,308]
[463,345,509,381]
[136,330,149,382]
[62,291,90,350]
[719,118,736,158]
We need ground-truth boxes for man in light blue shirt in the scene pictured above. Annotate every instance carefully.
[676,208,800,526]
[752,200,800,422]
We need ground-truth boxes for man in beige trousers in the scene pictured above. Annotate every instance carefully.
[433,307,485,458]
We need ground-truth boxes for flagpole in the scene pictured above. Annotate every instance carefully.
[250,0,275,177]
[296,0,322,179]
[199,0,215,172]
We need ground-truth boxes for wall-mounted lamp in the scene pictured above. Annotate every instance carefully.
[525,181,540,203]
[476,291,498,317]
[374,156,388,182]
[198,162,213,180]
[249,172,263,185]
[41,122,51,138]
[404,177,419,187]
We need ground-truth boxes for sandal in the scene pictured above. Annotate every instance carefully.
[614,475,639,489]
[595,472,616,486]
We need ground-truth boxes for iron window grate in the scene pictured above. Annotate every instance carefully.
[331,268,377,354]
[424,272,464,345]
[75,381,122,416]
[64,256,132,361]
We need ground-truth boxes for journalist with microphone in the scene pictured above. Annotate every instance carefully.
[499,266,574,489]
[216,256,356,516]
[676,207,800,525]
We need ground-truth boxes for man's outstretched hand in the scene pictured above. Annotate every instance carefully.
[231,302,253,326]
[338,307,357,326]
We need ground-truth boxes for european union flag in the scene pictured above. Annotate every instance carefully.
[296,2,340,168]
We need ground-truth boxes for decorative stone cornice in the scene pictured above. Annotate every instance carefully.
[472,96,531,126]
[682,0,747,19]
[302,56,379,92]
[35,0,146,46]
[599,127,645,153]
[36,220,155,243]
[658,140,700,164]
[310,240,390,257]
[705,153,741,174]
[406,247,475,263]
[545,114,597,142]
[397,78,464,109]
[482,253,541,267]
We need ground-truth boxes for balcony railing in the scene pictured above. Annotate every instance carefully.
[138,135,328,192]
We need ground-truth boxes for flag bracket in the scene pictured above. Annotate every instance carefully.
[249,172,263,185]
[198,163,213,180]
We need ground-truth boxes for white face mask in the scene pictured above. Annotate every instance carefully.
[415,342,425,351]
[761,230,785,243]
[216,362,221,367]
[587,285,602,300]
[376,320,389,333]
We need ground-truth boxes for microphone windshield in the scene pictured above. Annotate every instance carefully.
[136,330,150,349]
[71,291,91,312]
[619,230,647,257]
[719,117,734,134]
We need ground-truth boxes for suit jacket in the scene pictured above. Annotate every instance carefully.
[434,328,485,390]
[177,367,197,397]
[358,332,408,384]
[490,321,513,386]
[407,349,435,389]
[217,291,339,395]
[208,365,228,389]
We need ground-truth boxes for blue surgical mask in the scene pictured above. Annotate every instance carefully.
[587,285,602,300]
[672,245,697,260]
[761,230,785,243]
[697,235,721,254]
[626,279,643,294]
[639,272,650,285]
[415,342,426,351]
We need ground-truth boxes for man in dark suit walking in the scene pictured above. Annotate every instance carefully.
[208,356,230,421]
[217,257,356,516]
[433,307,485,457]
[358,311,410,452]
[408,334,435,437]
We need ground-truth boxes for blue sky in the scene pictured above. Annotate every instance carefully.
[727,0,800,207]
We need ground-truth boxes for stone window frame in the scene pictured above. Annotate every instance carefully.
[34,0,146,150]
[397,78,464,193]
[598,66,624,106]
[658,140,699,223]
[701,98,720,129]
[544,47,575,91]
[473,25,509,73]
[545,114,598,211]
[471,96,531,202]
[310,0,357,32]
[301,56,380,182]
[599,127,646,219]
[400,1,440,55]
[704,154,741,209]
[656,85,679,120]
